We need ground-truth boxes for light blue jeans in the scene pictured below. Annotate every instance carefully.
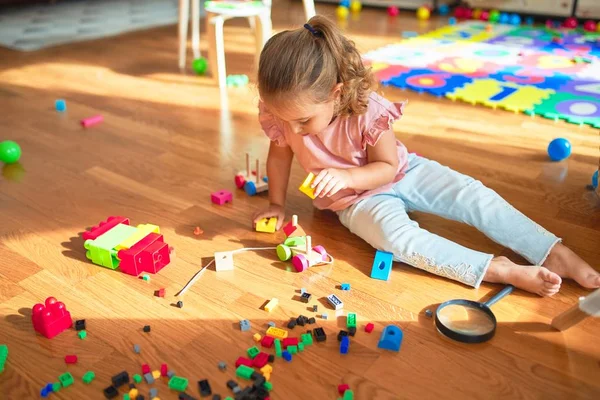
[337,154,561,288]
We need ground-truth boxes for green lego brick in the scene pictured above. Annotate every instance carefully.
[52,382,61,392]
[168,376,189,391]
[225,398,234,400]
[84,223,137,269]
[82,371,95,384]
[78,330,87,339]
[343,389,354,400]
[263,381,273,391]
[133,374,142,384]
[247,346,260,359]
[0,344,7,373]
[59,372,74,387]
[298,342,304,352]
[236,365,254,380]
[123,394,130,400]
[142,274,150,281]
[287,345,298,354]
[274,339,282,358]
[301,333,313,346]
[347,313,357,329]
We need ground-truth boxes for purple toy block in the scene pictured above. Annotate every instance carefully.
[211,190,233,205]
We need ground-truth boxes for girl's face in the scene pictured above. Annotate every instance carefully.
[264,87,341,136]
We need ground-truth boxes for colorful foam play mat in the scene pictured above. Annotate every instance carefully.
[364,21,600,129]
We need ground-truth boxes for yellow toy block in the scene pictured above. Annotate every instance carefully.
[152,370,161,379]
[260,365,273,375]
[263,373,270,381]
[256,217,277,233]
[299,173,316,199]
[264,298,278,312]
[266,326,288,339]
[253,333,262,342]
[129,388,139,397]
[84,223,138,269]
[115,223,160,251]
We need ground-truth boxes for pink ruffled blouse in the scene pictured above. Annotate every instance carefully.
[258,91,409,212]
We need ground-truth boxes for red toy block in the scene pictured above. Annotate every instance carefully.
[210,190,233,205]
[365,323,374,333]
[82,216,130,241]
[156,288,165,298]
[32,297,73,339]
[260,336,274,348]
[117,233,169,276]
[235,357,253,368]
[338,384,350,395]
[142,364,151,374]
[282,337,298,348]
[252,352,269,368]
[65,355,78,364]
[160,363,168,377]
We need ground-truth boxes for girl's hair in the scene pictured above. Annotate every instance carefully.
[258,15,376,116]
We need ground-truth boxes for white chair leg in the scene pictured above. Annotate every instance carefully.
[302,0,316,20]
[178,0,190,69]
[208,14,227,90]
[259,11,272,47]
[191,0,201,59]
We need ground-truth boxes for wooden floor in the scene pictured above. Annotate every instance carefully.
[1,2,599,399]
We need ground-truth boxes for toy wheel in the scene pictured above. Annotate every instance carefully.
[312,245,328,261]
[292,254,308,272]
[262,176,269,183]
[277,244,292,261]
[244,181,257,196]
[235,175,246,189]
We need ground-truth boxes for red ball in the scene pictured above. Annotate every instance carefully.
[480,10,490,21]
[583,20,597,32]
[387,6,399,16]
[454,6,465,18]
[463,8,473,19]
[563,17,578,29]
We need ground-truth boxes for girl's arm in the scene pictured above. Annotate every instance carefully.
[312,129,398,197]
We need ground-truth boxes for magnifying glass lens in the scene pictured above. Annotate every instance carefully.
[437,304,496,336]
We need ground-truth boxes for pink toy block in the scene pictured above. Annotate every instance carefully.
[282,337,298,348]
[156,288,165,298]
[82,216,130,240]
[65,355,77,364]
[142,364,151,374]
[365,323,374,333]
[160,363,168,377]
[117,233,169,276]
[338,384,350,395]
[80,114,103,128]
[260,335,274,348]
[32,297,73,339]
[235,357,253,368]
[210,190,233,205]
[252,352,269,368]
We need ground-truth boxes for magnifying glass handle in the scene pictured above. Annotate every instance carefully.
[484,285,514,308]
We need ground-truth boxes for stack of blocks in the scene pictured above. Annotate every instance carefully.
[82,216,171,276]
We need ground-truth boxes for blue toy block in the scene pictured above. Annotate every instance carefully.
[55,99,66,112]
[300,288,306,295]
[340,283,350,291]
[377,325,403,352]
[370,250,393,281]
[340,336,349,354]
[282,351,292,362]
[240,320,251,332]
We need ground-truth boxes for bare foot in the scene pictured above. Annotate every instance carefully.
[484,256,562,297]
[543,243,600,289]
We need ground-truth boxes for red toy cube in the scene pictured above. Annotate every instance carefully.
[210,190,233,205]
[365,323,374,333]
[252,352,269,368]
[338,384,350,395]
[282,337,298,348]
[260,336,274,348]
[65,355,78,364]
[235,357,253,368]
[142,364,151,374]
[32,297,73,339]
[157,288,165,298]
[160,363,168,377]
[117,233,169,276]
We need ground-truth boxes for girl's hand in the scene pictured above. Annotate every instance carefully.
[312,168,353,198]
[252,204,285,230]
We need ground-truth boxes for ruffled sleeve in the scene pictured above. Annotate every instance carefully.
[258,101,288,147]
[362,98,405,149]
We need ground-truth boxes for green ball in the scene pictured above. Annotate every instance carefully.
[192,58,208,75]
[489,10,500,23]
[0,140,21,164]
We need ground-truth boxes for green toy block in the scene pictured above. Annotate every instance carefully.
[59,372,74,387]
[263,381,273,391]
[287,345,298,354]
[298,342,304,352]
[0,344,7,373]
[225,398,234,400]
[168,376,189,391]
[274,339,282,358]
[142,274,150,281]
[236,365,254,380]
[123,394,130,400]
[82,371,95,384]
[133,374,142,384]
[52,382,61,392]
[247,346,260,359]
[343,389,354,400]
[84,223,137,269]
[301,333,313,346]
[78,330,87,339]
[283,236,306,247]
[347,313,357,329]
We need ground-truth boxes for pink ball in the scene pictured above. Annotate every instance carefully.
[563,17,578,29]
[387,6,399,16]
[454,6,465,18]
[583,20,597,32]
[480,10,490,21]
[463,8,473,19]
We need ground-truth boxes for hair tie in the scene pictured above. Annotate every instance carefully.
[304,23,322,38]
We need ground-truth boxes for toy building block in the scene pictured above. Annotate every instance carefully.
[287,345,298,354]
[236,365,254,380]
[84,223,138,269]
[218,361,227,371]
[370,250,394,281]
[312,305,318,312]
[143,325,151,333]
[74,319,86,331]
[150,388,158,398]
[32,297,72,339]
[267,321,276,327]
[239,320,251,332]
[298,342,305,352]
[82,371,95,384]
[129,388,139,398]
[287,319,297,329]
[215,251,234,272]
[118,232,170,276]
[160,363,168,377]
[282,351,292,362]
[327,294,344,310]
[340,336,349,354]
[322,313,328,320]
[274,339,282,358]
[264,298,278,312]
[337,330,349,341]
[116,223,160,251]
[0,345,7,374]
[378,325,403,352]
[341,283,351,291]
[144,372,155,384]
[348,326,356,336]
[266,326,288,339]
[365,323,374,333]
[253,333,262,342]
[78,330,87,339]
[301,333,313,346]
[142,274,150,281]
[142,364,151,374]
[260,336,274,348]
[168,376,189,391]
[252,352,269,368]
[244,159,268,196]
[167,371,175,378]
[198,379,212,396]
[82,216,130,241]
[156,288,166,298]
[343,389,355,400]
[59,372,74,387]
[103,385,119,399]
[256,217,277,233]
[134,344,141,354]
[247,346,260,359]
[282,337,299,347]
[282,215,306,238]
[260,365,272,376]
[308,317,316,325]
[112,371,130,387]
[299,172,316,199]
[152,370,161,379]
[347,313,357,329]
[313,327,327,342]
[211,190,233,205]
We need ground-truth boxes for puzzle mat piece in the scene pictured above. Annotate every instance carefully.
[575,62,600,81]
[451,41,525,66]
[429,56,503,78]
[420,21,516,43]
[446,79,554,113]
[385,69,472,97]
[525,92,600,128]
[517,53,589,76]
[363,40,451,67]
[557,80,600,99]
[367,63,411,83]
[489,67,568,90]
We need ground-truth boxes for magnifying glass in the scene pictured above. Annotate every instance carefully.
[435,285,514,344]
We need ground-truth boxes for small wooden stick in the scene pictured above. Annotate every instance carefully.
[246,153,250,177]
[306,235,312,263]
[292,215,298,227]
[256,159,260,183]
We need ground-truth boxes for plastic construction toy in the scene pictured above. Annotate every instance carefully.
[32,297,72,339]
[370,250,393,281]
[211,189,233,205]
[192,57,208,75]
[0,344,7,374]
[547,138,571,161]
[82,216,171,276]
[256,217,277,233]
[378,325,403,351]
[0,140,21,164]
[592,170,598,189]
[282,235,329,272]
[55,99,67,112]
[299,172,316,199]
[235,153,269,196]
[80,114,103,128]
[327,294,344,310]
